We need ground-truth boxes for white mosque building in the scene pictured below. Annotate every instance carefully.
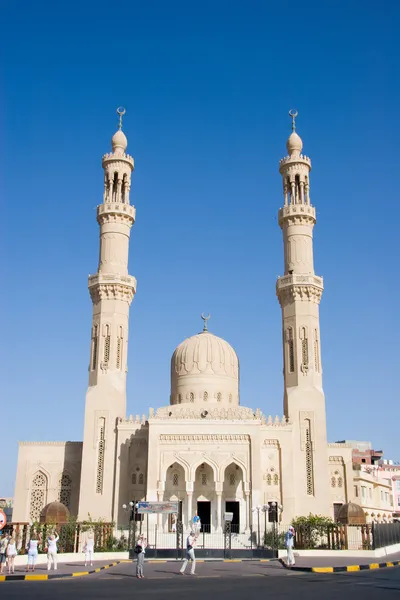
[13,110,354,532]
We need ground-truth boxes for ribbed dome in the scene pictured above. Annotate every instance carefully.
[40,501,70,524]
[111,129,128,154]
[336,502,366,525]
[170,331,239,406]
[286,131,303,157]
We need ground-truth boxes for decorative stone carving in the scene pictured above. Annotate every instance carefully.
[159,434,250,443]
[277,284,323,306]
[154,405,262,421]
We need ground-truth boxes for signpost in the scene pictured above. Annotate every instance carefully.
[0,509,7,532]
[136,501,178,515]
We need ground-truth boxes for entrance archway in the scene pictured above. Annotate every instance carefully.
[223,462,244,533]
[193,463,215,532]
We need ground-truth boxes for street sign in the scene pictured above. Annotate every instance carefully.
[136,501,178,514]
[0,509,7,530]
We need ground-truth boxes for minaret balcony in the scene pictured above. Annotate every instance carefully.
[102,153,134,168]
[276,274,324,305]
[97,202,136,223]
[88,273,137,304]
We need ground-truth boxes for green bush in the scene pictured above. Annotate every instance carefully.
[291,514,336,550]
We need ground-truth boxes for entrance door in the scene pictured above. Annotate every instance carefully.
[197,501,211,532]
[226,501,240,533]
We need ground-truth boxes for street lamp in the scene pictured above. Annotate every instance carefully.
[122,501,136,547]
[252,505,268,547]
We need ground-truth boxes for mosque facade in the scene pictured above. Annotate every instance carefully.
[13,111,354,531]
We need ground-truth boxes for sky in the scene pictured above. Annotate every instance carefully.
[1,1,398,497]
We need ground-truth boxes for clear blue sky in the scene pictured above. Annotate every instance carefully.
[1,1,398,497]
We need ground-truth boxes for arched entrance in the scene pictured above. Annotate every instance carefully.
[163,462,185,531]
[223,462,244,533]
[193,463,215,532]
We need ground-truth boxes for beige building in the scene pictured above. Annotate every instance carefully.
[13,110,355,531]
[352,465,395,523]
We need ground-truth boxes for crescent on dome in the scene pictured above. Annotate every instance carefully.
[201,313,211,331]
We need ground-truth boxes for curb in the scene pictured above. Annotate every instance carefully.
[147,558,273,563]
[286,560,400,574]
[0,561,121,582]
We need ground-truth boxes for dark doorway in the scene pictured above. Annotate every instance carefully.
[226,501,240,533]
[197,501,211,532]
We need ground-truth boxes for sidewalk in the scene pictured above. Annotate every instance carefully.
[285,551,400,573]
[0,559,127,581]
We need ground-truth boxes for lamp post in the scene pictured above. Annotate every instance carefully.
[122,501,136,548]
[252,505,268,547]
[270,502,283,557]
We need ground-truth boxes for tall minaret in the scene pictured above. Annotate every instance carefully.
[78,108,136,521]
[276,111,330,517]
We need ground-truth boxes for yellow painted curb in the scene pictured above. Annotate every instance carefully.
[312,567,334,573]
[72,571,89,577]
[369,563,379,569]
[346,565,360,572]
[25,575,48,580]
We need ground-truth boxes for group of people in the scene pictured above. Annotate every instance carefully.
[0,529,95,574]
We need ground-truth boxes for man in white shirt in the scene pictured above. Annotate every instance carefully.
[180,531,196,575]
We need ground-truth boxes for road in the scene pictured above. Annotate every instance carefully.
[3,560,400,598]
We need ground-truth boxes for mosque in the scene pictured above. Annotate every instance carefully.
[13,110,355,532]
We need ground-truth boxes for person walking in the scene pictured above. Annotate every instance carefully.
[47,532,59,570]
[6,536,17,574]
[285,526,295,568]
[180,530,196,575]
[84,532,95,567]
[135,534,147,579]
[0,534,9,575]
[26,530,41,572]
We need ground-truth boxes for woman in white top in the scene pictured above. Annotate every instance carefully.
[6,537,17,574]
[26,531,42,572]
[47,532,60,571]
[135,534,147,579]
[84,533,95,567]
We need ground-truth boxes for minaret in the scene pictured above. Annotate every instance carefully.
[276,111,330,517]
[78,108,136,521]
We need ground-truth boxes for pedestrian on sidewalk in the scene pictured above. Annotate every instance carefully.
[134,534,147,579]
[84,532,95,567]
[180,530,196,575]
[6,536,17,574]
[47,532,59,570]
[285,526,295,568]
[26,530,42,572]
[0,534,8,575]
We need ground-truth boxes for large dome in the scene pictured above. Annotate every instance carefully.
[170,330,239,407]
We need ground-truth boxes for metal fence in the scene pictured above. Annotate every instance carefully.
[372,522,400,549]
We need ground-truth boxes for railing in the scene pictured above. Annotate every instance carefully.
[372,522,400,549]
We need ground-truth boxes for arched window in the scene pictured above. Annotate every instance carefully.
[96,417,106,494]
[116,326,123,370]
[189,392,195,403]
[273,474,279,485]
[217,392,222,402]
[314,329,320,373]
[331,477,336,488]
[30,472,48,521]
[229,473,236,486]
[173,473,179,487]
[301,327,309,373]
[266,474,272,486]
[201,473,207,486]
[305,419,314,495]
[132,473,137,484]
[203,391,208,402]
[58,473,72,508]
[338,477,343,488]
[139,473,144,485]
[178,394,182,404]
[286,327,295,373]
[91,325,99,370]
[103,325,111,364]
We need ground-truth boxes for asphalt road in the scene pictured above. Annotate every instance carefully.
[3,560,400,598]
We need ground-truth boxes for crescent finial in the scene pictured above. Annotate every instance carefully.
[201,313,211,332]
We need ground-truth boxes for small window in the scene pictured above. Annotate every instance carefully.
[273,474,279,485]
[229,473,236,486]
[201,473,207,485]
[173,473,179,487]
[132,474,137,484]
[229,394,232,403]
[139,473,144,485]
[217,392,222,402]
[189,392,194,403]
[338,477,343,488]
[178,394,182,404]
[203,391,208,402]
[354,485,358,497]
[266,474,272,486]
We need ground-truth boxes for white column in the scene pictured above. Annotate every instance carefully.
[186,493,192,529]
[216,493,222,532]
[245,492,250,530]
